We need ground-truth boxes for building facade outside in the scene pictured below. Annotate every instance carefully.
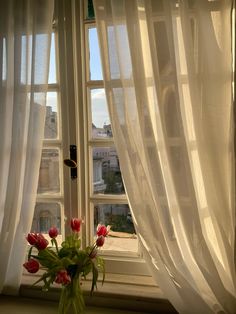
[33,108,134,236]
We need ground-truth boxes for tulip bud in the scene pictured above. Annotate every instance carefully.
[35,234,49,250]
[23,259,40,273]
[55,270,71,285]
[96,224,109,237]
[70,218,82,232]
[26,233,38,245]
[48,227,58,238]
[96,235,105,247]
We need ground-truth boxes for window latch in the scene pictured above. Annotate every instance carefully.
[64,145,77,180]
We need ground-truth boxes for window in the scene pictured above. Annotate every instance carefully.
[31,27,65,244]
[31,0,149,276]
[83,4,150,274]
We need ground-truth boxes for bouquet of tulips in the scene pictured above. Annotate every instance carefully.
[23,218,109,314]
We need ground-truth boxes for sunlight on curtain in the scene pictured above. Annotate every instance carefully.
[0,0,54,294]
[94,0,236,313]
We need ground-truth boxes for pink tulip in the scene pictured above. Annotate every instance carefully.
[55,270,71,285]
[96,235,105,247]
[70,218,82,232]
[49,227,58,238]
[96,224,109,237]
[26,233,38,245]
[23,259,40,273]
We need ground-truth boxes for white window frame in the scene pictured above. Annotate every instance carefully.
[66,0,150,276]
[35,26,67,238]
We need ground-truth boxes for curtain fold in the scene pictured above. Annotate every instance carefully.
[0,0,54,294]
[94,0,236,313]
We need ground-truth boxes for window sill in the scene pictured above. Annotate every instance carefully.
[20,273,178,313]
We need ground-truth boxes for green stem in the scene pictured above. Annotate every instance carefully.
[88,244,96,258]
[27,245,34,260]
[52,238,59,254]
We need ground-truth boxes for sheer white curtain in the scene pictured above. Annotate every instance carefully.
[0,0,54,294]
[94,0,236,313]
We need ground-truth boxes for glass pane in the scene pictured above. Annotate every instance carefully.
[37,148,60,194]
[88,28,103,80]
[21,35,32,84]
[154,21,173,76]
[87,0,95,19]
[45,92,58,139]
[107,26,132,80]
[94,203,138,252]
[151,0,164,12]
[48,33,57,84]
[164,89,181,137]
[93,147,124,195]
[31,202,62,245]
[170,146,190,197]
[21,33,56,84]
[2,38,6,81]
[91,89,112,138]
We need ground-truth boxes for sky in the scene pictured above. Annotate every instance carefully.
[47,29,109,129]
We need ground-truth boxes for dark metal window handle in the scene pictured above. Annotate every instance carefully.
[64,145,77,179]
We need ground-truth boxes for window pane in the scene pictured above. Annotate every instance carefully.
[91,89,112,138]
[48,33,57,84]
[94,204,138,252]
[87,0,95,19]
[2,38,6,81]
[32,202,61,232]
[153,21,173,76]
[88,28,103,80]
[37,148,60,194]
[45,92,58,139]
[93,147,124,195]
[107,25,132,80]
[151,0,164,12]
[21,33,57,84]
[31,202,62,245]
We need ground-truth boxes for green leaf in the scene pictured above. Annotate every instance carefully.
[60,257,74,268]
[96,256,105,285]
[61,240,69,249]
[32,272,52,287]
[37,249,59,268]
[74,239,81,249]
[82,260,92,277]
[58,247,72,259]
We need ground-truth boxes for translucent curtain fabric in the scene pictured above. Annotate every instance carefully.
[94,0,236,313]
[0,0,53,294]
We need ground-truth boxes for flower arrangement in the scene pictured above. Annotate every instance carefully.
[23,218,109,314]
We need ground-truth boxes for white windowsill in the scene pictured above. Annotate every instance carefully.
[19,273,178,313]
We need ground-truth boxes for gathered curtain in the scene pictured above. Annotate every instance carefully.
[94,0,236,313]
[0,0,54,294]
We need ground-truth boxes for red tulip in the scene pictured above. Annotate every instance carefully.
[23,259,40,273]
[96,224,109,237]
[49,227,58,238]
[35,234,49,250]
[96,235,105,247]
[55,270,71,285]
[26,233,38,245]
[70,218,82,232]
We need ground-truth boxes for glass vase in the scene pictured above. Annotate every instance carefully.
[58,274,85,314]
